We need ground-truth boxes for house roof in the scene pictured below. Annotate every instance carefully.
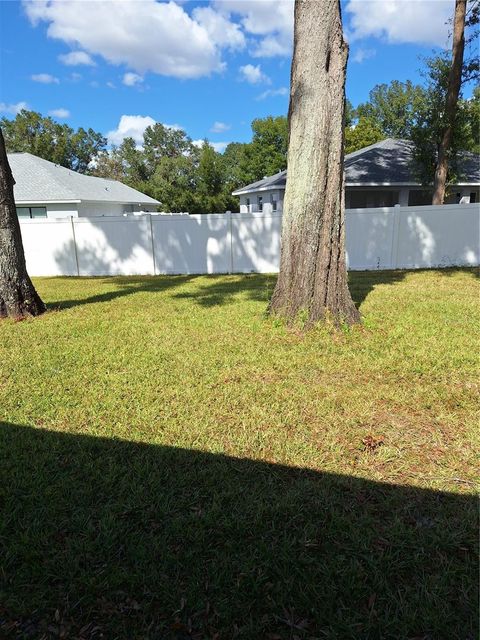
[231,170,287,196]
[232,138,480,195]
[9,152,160,205]
[344,138,480,185]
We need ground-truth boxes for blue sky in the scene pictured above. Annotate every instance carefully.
[0,0,461,151]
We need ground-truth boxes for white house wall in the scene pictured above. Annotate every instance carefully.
[76,202,158,217]
[77,202,124,217]
[239,191,283,213]
[44,202,79,218]
[19,204,479,277]
[19,201,158,219]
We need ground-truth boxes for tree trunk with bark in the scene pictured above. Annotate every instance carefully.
[432,0,467,205]
[269,0,359,326]
[0,128,46,319]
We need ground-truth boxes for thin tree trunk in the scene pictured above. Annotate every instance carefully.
[0,128,46,319]
[269,0,359,326]
[432,0,466,205]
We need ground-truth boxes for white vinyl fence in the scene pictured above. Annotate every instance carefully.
[19,204,479,277]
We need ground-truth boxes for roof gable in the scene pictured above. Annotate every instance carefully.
[232,170,286,196]
[9,152,159,205]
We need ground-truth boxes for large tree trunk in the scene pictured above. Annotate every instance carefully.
[432,0,466,205]
[0,128,45,319]
[269,0,359,326]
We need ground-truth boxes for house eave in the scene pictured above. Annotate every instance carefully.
[346,181,480,187]
[233,180,480,196]
[345,182,420,187]
[15,198,160,206]
[80,198,160,205]
[15,199,82,205]
[232,184,286,196]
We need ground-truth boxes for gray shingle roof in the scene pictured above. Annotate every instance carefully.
[345,138,480,184]
[231,170,286,195]
[9,152,159,205]
[232,139,480,194]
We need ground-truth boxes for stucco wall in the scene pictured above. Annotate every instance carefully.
[45,202,79,218]
[78,202,157,217]
[19,201,158,219]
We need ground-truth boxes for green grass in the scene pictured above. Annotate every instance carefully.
[0,269,478,639]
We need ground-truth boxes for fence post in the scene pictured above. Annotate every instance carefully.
[70,216,80,276]
[391,205,402,269]
[227,211,233,274]
[147,214,156,275]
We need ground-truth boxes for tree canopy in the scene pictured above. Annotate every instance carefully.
[1,110,106,173]
[92,117,288,213]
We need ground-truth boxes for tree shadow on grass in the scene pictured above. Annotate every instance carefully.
[172,274,275,308]
[348,270,408,308]
[47,275,195,311]
[0,421,477,639]
[171,268,478,311]
[47,274,275,311]
[42,268,478,314]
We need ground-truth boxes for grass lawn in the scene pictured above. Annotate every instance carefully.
[0,269,478,640]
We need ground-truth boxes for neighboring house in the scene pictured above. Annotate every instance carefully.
[232,138,480,212]
[9,152,159,218]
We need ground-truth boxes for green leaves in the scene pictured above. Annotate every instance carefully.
[1,109,107,173]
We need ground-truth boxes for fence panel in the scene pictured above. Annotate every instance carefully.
[151,214,230,274]
[231,212,282,273]
[345,208,395,270]
[21,218,77,276]
[18,204,479,277]
[395,204,479,269]
[73,216,154,276]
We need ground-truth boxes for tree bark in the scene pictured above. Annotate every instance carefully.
[432,0,466,205]
[269,0,359,326]
[0,128,46,319]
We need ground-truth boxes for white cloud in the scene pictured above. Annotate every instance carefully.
[23,0,242,79]
[215,0,294,57]
[254,35,291,57]
[345,0,452,47]
[193,139,229,153]
[106,81,116,89]
[107,114,156,146]
[48,108,70,118]
[239,63,270,84]
[69,72,82,82]
[256,86,288,100]
[58,50,95,66]
[192,6,245,51]
[0,101,29,115]
[210,121,231,133]
[211,141,229,153]
[351,47,376,64]
[31,73,59,84]
[122,72,143,87]
[106,115,182,147]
